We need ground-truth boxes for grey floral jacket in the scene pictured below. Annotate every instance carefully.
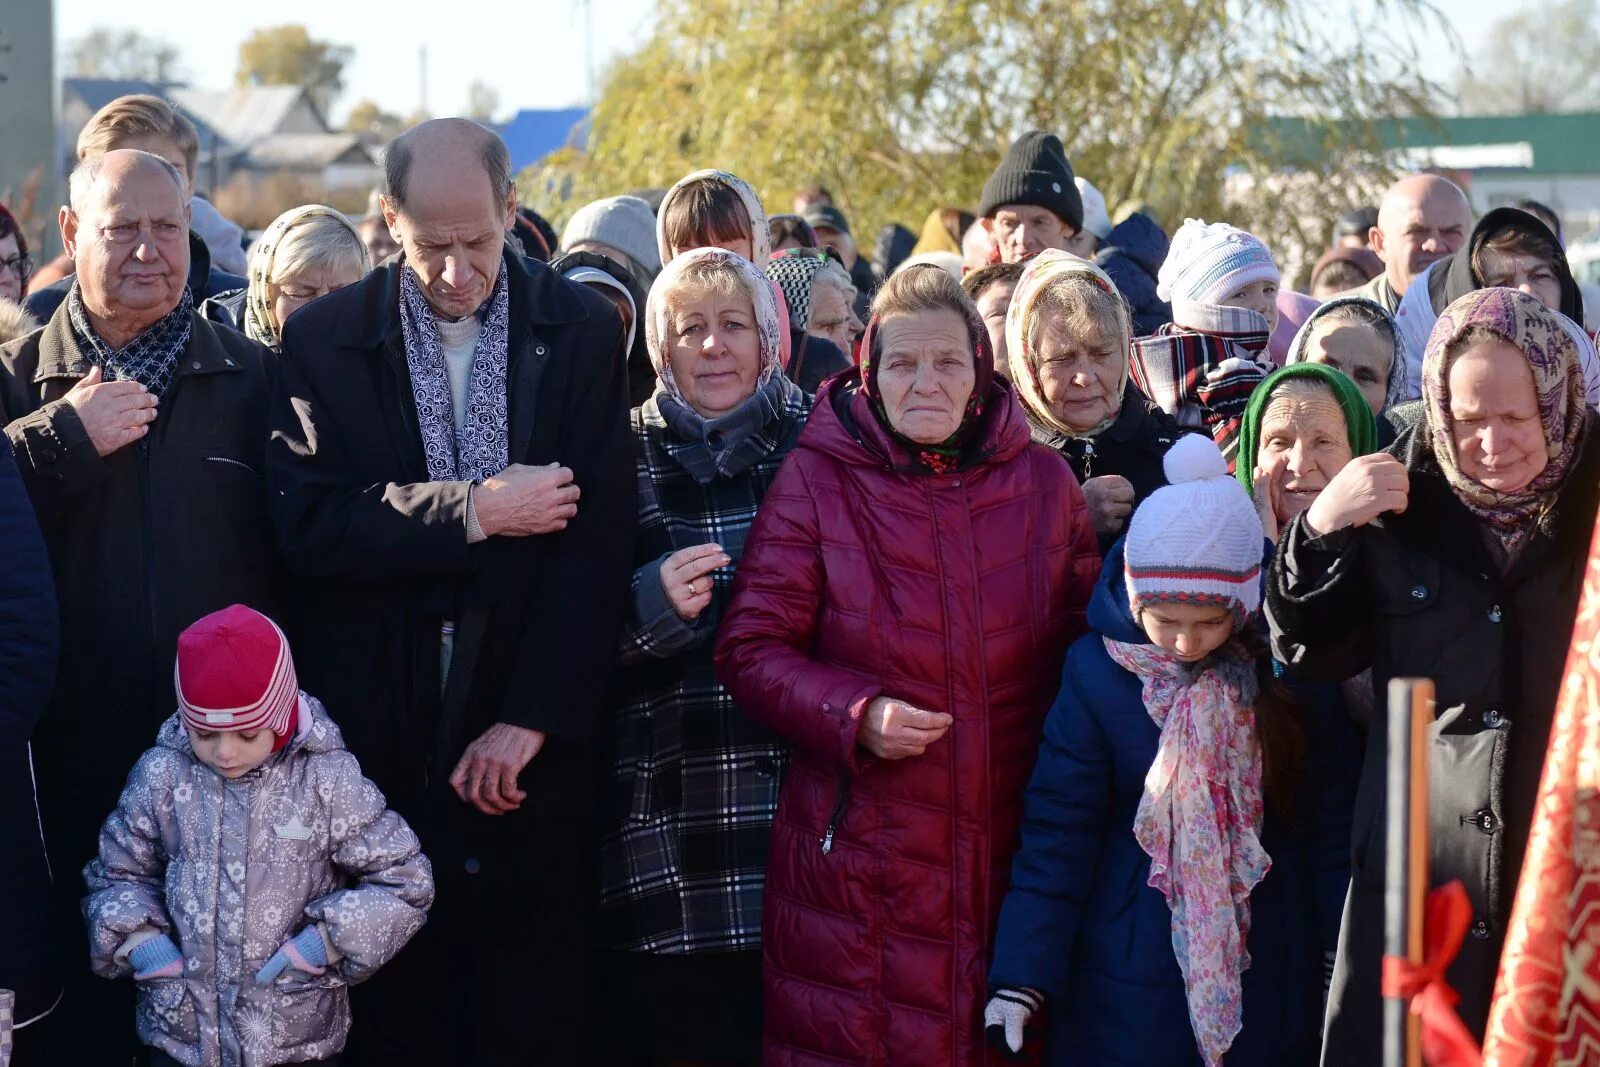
[84,696,435,1067]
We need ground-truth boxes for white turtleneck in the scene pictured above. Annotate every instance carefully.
[435,314,483,434]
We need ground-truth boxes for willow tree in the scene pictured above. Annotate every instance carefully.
[523,0,1451,276]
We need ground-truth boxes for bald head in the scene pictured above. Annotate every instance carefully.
[384,118,513,216]
[69,149,186,216]
[1371,174,1472,296]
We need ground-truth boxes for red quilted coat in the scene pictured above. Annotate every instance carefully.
[715,373,1099,1066]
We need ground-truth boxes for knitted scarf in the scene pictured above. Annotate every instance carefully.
[1422,286,1587,553]
[398,260,511,482]
[245,204,364,350]
[66,281,194,399]
[1103,637,1270,1067]
[1004,248,1130,438]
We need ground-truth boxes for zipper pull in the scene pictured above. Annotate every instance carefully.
[820,825,836,855]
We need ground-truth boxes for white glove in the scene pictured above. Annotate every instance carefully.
[983,986,1043,1056]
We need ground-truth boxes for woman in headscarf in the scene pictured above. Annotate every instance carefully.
[1394,206,1600,404]
[766,247,864,372]
[716,264,1099,1066]
[1007,249,1190,548]
[1266,287,1600,1061]
[658,170,851,393]
[599,247,810,1066]
[1284,297,1405,417]
[202,205,368,351]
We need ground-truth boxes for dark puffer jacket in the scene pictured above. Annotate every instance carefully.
[991,543,1356,1066]
[715,374,1100,1065]
[1267,411,1600,1060]
[1096,212,1172,336]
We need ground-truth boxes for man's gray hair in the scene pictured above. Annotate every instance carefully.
[68,152,186,216]
[383,121,513,213]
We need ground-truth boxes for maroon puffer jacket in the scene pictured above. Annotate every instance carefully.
[715,374,1099,1066]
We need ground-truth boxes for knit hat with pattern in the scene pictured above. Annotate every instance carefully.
[1124,434,1265,620]
[176,605,300,751]
[1156,218,1279,324]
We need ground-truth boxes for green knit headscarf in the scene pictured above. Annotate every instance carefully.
[1234,362,1378,493]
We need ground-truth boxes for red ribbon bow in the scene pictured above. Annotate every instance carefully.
[1380,880,1483,1067]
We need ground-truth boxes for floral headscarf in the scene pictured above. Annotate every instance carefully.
[655,170,772,269]
[858,265,995,474]
[1004,249,1130,437]
[246,205,365,350]
[1422,287,1588,551]
[644,246,785,406]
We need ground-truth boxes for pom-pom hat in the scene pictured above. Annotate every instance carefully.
[176,605,300,751]
[1123,435,1265,621]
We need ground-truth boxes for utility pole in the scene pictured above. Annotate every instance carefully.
[418,45,428,117]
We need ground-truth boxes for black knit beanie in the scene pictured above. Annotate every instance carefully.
[977,130,1083,231]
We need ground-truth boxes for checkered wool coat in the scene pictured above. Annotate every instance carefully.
[599,385,812,954]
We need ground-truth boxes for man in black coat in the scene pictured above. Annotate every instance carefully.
[268,119,635,1066]
[0,438,60,1065]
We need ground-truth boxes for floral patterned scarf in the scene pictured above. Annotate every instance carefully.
[1005,249,1130,438]
[857,265,994,474]
[1103,636,1270,1067]
[66,280,194,399]
[398,260,511,482]
[1422,287,1587,553]
[245,204,364,350]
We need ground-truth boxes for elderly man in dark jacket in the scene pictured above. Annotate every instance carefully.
[268,119,634,1067]
[0,149,276,1061]
[0,438,60,1065]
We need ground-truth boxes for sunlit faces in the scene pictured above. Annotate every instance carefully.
[974,280,1017,372]
[1220,279,1280,335]
[1447,339,1548,494]
[1033,316,1123,434]
[381,162,514,322]
[1139,602,1235,662]
[667,289,763,419]
[271,261,366,336]
[807,278,863,354]
[1372,179,1470,295]
[874,309,976,444]
[1301,318,1394,414]
[186,725,276,779]
[1256,381,1355,525]
[986,206,1074,264]
[65,154,191,322]
[1476,246,1562,312]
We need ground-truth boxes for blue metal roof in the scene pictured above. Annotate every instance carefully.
[498,108,589,171]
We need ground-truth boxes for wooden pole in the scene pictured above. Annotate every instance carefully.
[1383,678,1434,1067]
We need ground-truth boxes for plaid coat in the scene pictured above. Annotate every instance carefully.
[599,386,812,954]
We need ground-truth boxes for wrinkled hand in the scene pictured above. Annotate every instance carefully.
[857,697,952,760]
[984,987,1043,1057]
[64,365,158,456]
[449,722,546,815]
[1304,453,1409,536]
[473,463,579,538]
[1251,463,1283,545]
[661,543,730,622]
[1080,475,1135,537]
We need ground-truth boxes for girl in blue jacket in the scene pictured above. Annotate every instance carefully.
[985,434,1354,1066]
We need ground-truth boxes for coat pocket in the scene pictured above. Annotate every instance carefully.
[272,976,348,1050]
[138,977,200,1048]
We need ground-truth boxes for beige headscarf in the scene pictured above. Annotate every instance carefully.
[1004,249,1131,437]
[245,205,366,349]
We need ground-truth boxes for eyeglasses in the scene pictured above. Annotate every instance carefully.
[0,253,29,278]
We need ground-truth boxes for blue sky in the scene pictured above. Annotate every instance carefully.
[53,0,1505,123]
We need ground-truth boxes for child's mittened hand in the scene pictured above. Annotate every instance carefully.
[255,925,329,985]
[983,987,1043,1058]
[128,934,184,980]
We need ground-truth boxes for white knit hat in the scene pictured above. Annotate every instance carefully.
[1075,178,1113,241]
[1124,435,1265,620]
[1156,218,1279,322]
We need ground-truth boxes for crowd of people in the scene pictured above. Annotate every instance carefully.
[0,91,1594,1067]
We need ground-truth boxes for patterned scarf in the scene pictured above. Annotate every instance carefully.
[646,247,785,402]
[857,266,994,474]
[1103,636,1270,1067]
[1130,303,1272,465]
[245,204,364,350]
[656,169,773,269]
[1422,287,1586,553]
[764,248,830,330]
[1005,249,1130,438]
[398,260,511,482]
[66,281,194,399]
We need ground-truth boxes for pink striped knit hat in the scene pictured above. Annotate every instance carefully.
[176,605,300,751]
